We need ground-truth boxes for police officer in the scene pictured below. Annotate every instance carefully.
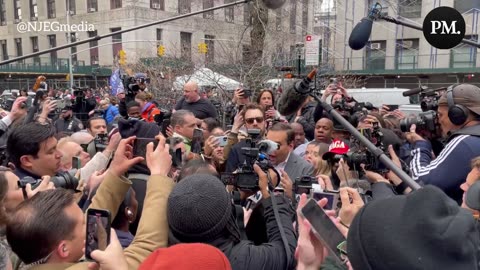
[54,105,83,134]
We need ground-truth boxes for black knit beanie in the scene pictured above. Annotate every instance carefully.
[167,174,232,243]
[347,185,480,270]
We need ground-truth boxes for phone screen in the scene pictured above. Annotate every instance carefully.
[301,199,347,265]
[133,138,159,159]
[191,128,204,154]
[72,156,81,169]
[386,104,399,111]
[85,209,111,260]
[312,192,339,211]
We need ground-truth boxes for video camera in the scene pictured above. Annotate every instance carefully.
[400,110,437,133]
[221,130,278,191]
[18,170,80,191]
[122,73,150,99]
[153,109,172,137]
[94,133,108,152]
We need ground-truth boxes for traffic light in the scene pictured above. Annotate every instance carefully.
[118,49,126,66]
[157,45,165,57]
[198,43,208,54]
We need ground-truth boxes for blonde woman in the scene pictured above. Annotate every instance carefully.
[303,141,334,190]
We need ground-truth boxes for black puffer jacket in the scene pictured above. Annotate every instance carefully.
[214,195,297,270]
[287,101,317,141]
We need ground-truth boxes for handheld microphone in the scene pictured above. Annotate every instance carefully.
[348,3,382,50]
[277,69,317,116]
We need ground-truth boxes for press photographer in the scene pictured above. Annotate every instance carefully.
[405,84,480,203]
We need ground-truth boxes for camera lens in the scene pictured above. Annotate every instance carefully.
[51,170,79,190]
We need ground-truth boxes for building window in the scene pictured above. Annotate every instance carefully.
[156,28,162,45]
[178,0,190,14]
[275,8,281,31]
[111,0,121,9]
[0,0,6,25]
[290,0,296,34]
[111,27,122,57]
[30,0,37,20]
[205,35,215,63]
[88,31,99,65]
[151,0,164,10]
[451,35,477,68]
[14,0,21,22]
[180,32,192,61]
[69,33,77,65]
[365,40,386,70]
[48,34,57,64]
[225,0,234,23]
[47,0,55,18]
[15,38,22,64]
[87,0,97,12]
[203,0,213,19]
[31,36,40,65]
[302,0,308,35]
[395,39,419,69]
[66,0,75,15]
[398,0,421,18]
[244,1,253,26]
[0,40,7,60]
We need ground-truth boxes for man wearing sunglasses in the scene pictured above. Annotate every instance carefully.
[225,103,267,173]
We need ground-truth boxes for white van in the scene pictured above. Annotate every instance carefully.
[331,87,411,107]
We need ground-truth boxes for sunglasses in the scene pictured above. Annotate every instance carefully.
[245,117,264,124]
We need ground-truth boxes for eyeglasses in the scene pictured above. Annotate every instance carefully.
[245,117,264,124]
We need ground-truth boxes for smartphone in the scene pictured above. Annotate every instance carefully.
[266,105,274,111]
[238,104,245,112]
[133,138,159,159]
[72,156,81,169]
[191,128,204,154]
[385,104,399,111]
[216,136,228,147]
[300,199,347,265]
[313,191,341,211]
[85,209,111,261]
[242,89,252,97]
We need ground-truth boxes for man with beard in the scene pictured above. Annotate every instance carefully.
[54,105,83,134]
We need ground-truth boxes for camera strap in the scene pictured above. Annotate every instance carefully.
[269,192,293,269]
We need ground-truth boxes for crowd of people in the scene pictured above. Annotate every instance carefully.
[0,74,479,270]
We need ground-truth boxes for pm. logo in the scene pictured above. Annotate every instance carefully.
[423,6,466,49]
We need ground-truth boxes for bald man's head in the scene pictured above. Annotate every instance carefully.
[183,81,200,103]
[314,118,333,143]
[70,131,94,145]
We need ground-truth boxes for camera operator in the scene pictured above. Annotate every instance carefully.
[407,84,480,203]
[54,105,83,134]
[167,166,297,270]
[7,122,62,179]
[225,103,266,173]
[6,136,175,269]
[73,89,97,124]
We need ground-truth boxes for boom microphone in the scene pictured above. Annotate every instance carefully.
[348,17,374,50]
[402,87,426,97]
[261,0,286,9]
[277,69,317,116]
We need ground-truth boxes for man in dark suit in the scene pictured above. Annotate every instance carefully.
[266,122,314,182]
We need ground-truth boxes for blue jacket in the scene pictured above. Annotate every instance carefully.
[410,134,480,203]
[104,104,119,125]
